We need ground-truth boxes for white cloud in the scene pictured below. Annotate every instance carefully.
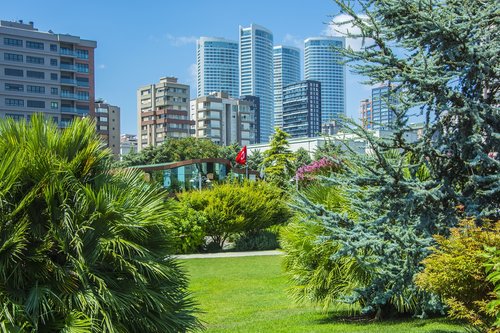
[98,64,106,69]
[282,33,304,51]
[165,34,197,47]
[323,14,373,51]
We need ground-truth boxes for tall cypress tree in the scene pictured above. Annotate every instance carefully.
[290,0,499,318]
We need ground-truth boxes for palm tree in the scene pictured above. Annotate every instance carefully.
[0,116,199,332]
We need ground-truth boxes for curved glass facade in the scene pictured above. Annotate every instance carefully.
[239,24,274,143]
[304,37,345,125]
[273,46,300,129]
[197,37,239,98]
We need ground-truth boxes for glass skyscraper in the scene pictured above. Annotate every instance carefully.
[304,37,346,127]
[239,24,273,143]
[197,37,239,98]
[273,45,300,129]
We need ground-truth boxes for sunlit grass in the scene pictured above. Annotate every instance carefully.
[183,255,465,332]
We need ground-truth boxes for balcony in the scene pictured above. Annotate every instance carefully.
[60,48,75,57]
[60,106,77,114]
[60,78,77,85]
[76,81,89,87]
[60,63,75,71]
[61,92,77,99]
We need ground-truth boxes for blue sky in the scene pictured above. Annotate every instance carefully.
[3,0,372,135]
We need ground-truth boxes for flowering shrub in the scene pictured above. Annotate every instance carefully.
[295,157,341,181]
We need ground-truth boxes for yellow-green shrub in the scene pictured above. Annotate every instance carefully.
[416,219,500,332]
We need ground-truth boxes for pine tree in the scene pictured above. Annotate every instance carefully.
[289,0,499,318]
[262,128,296,189]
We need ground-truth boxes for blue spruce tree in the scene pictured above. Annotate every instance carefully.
[288,0,499,319]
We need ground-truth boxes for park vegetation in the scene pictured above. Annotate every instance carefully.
[0,116,199,332]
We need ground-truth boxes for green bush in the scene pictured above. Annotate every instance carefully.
[484,246,500,329]
[234,230,280,251]
[416,219,500,332]
[177,181,291,250]
[167,201,207,254]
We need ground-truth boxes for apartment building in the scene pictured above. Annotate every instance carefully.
[137,77,193,150]
[120,134,137,159]
[95,100,120,159]
[0,20,96,126]
[190,92,256,146]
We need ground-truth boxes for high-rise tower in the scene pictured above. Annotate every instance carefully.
[304,37,345,127]
[273,45,300,129]
[196,37,239,98]
[239,24,273,143]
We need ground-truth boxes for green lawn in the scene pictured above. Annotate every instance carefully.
[182,255,465,333]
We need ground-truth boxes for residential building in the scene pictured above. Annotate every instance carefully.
[95,100,120,159]
[120,134,137,159]
[360,98,373,129]
[197,37,239,98]
[0,20,96,126]
[273,45,300,129]
[304,37,345,128]
[239,24,273,143]
[120,134,137,158]
[190,92,255,146]
[137,77,193,150]
[282,80,321,138]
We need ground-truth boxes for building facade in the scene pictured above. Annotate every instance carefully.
[137,77,193,150]
[120,134,137,159]
[273,45,300,129]
[197,37,239,98]
[95,101,120,159]
[239,24,273,143]
[360,98,373,129]
[304,37,345,128]
[190,92,255,146]
[0,20,96,126]
[240,95,260,143]
[371,83,399,130]
[282,80,321,138]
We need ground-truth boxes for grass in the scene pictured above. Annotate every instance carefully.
[182,255,465,333]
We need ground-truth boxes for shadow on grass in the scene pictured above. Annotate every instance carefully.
[313,311,465,332]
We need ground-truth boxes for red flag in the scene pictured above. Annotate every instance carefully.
[235,146,247,165]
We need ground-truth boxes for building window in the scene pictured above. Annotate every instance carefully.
[27,100,45,108]
[27,70,45,79]
[27,85,45,94]
[75,63,89,73]
[50,44,57,52]
[50,59,58,66]
[4,68,23,77]
[76,49,88,59]
[4,53,23,62]
[51,87,58,95]
[5,98,24,107]
[4,38,22,47]
[77,91,89,101]
[6,113,24,121]
[26,41,44,49]
[99,116,108,122]
[51,102,59,109]
[5,83,24,91]
[51,73,58,80]
[26,56,45,64]
[99,125,108,131]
